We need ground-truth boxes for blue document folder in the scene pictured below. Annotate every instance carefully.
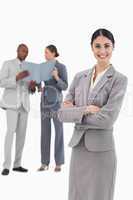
[39,60,56,82]
[22,60,56,83]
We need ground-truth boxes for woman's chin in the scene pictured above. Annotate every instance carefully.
[97,59,109,64]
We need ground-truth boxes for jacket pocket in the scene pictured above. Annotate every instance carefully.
[84,131,115,152]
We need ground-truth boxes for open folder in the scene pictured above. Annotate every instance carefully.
[58,106,87,123]
[22,60,56,83]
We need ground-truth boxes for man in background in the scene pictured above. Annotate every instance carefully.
[0,44,34,175]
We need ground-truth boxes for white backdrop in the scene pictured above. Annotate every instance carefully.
[0,0,133,200]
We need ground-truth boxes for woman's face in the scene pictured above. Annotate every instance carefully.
[91,35,114,65]
[44,48,55,61]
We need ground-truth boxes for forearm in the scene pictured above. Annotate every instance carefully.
[81,111,114,129]
[58,105,87,123]
[56,78,68,90]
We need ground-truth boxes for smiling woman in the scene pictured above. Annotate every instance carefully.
[91,29,115,72]
[60,29,128,200]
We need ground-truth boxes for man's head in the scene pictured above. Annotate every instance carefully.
[17,44,29,61]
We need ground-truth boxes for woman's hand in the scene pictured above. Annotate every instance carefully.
[84,105,100,114]
[40,87,45,93]
[62,100,74,108]
[52,67,59,81]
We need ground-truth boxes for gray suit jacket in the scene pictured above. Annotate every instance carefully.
[0,59,30,112]
[58,65,128,151]
[42,60,68,106]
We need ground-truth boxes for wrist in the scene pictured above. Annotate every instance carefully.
[16,76,18,81]
[84,107,90,115]
[55,76,59,81]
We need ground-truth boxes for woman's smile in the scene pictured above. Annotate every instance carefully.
[97,54,109,59]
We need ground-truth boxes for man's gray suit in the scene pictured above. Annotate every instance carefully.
[0,58,30,169]
[58,65,128,200]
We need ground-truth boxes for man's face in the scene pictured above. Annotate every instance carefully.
[17,45,28,61]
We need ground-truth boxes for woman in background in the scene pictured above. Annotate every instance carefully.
[38,45,68,172]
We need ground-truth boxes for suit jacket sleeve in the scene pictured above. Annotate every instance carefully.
[58,72,86,123]
[64,73,79,104]
[55,64,68,91]
[58,106,87,123]
[81,75,128,129]
[0,61,17,89]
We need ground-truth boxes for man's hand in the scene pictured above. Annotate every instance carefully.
[16,70,29,81]
[28,80,36,89]
[62,100,74,108]
[28,80,36,94]
[84,105,100,114]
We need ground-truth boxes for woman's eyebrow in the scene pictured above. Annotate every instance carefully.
[95,42,111,45]
[104,43,111,45]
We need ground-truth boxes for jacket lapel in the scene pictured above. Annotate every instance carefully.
[79,69,93,105]
[87,65,115,105]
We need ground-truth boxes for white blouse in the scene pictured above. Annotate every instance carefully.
[89,65,111,92]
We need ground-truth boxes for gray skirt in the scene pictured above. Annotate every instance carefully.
[68,136,117,200]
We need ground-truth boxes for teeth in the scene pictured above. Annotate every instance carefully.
[98,55,107,58]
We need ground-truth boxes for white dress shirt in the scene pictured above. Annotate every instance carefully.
[16,58,27,108]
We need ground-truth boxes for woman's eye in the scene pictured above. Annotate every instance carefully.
[95,44,101,48]
[104,44,110,48]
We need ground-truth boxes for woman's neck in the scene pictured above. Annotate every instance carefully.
[47,58,56,61]
[95,62,111,74]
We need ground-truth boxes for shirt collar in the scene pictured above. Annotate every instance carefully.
[92,64,112,78]
[15,58,25,65]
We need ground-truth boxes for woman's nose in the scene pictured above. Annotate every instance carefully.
[99,47,106,54]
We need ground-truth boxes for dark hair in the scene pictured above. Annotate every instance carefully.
[46,45,59,57]
[17,43,28,51]
[91,28,115,47]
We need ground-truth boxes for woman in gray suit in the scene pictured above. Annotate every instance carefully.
[60,29,128,200]
[38,45,68,172]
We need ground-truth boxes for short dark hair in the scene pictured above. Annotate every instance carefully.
[17,43,28,51]
[46,45,59,57]
[91,29,115,47]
